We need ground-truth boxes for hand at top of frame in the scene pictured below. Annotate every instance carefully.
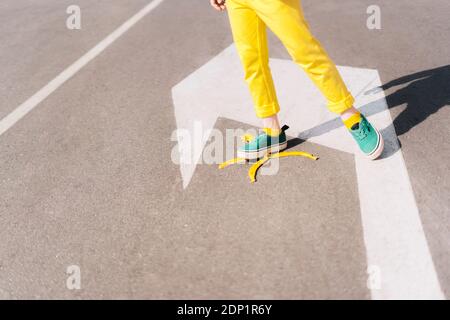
[210,0,226,11]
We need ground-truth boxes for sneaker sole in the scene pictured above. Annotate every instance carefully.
[237,141,288,160]
[366,128,385,160]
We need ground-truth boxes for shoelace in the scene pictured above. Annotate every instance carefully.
[242,134,255,144]
[354,123,369,140]
[241,133,269,147]
[242,125,287,144]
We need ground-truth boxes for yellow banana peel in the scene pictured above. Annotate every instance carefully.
[218,150,319,183]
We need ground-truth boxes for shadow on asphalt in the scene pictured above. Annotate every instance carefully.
[286,65,450,157]
[365,65,450,136]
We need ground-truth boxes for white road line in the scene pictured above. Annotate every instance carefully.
[171,45,444,299]
[0,0,165,136]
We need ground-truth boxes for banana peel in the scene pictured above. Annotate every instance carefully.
[219,150,319,183]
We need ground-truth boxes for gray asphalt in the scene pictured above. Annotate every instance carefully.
[0,0,449,299]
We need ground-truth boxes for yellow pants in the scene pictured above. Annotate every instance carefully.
[226,0,355,118]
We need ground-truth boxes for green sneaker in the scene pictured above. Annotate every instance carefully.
[237,125,289,160]
[345,114,384,160]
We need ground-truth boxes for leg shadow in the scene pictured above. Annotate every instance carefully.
[365,65,450,136]
[285,65,450,157]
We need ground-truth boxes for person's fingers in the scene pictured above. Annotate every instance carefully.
[217,0,227,10]
[210,0,221,11]
[210,0,226,11]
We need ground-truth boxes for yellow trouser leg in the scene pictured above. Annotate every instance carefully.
[226,0,280,118]
[227,0,354,117]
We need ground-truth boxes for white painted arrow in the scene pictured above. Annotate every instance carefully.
[171,45,444,299]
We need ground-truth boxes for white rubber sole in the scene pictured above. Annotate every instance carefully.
[237,141,288,160]
[366,128,385,160]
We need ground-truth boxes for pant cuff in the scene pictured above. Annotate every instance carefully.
[255,102,280,118]
[327,94,355,114]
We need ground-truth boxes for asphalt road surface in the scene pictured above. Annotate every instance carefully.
[0,0,449,299]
